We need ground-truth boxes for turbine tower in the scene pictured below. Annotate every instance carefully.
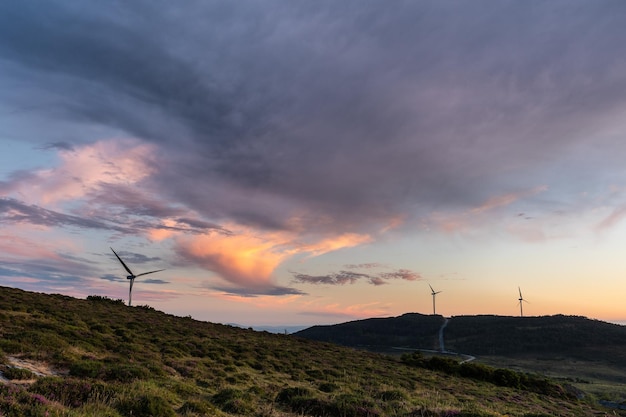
[518,287,528,317]
[111,248,164,306]
[429,284,442,315]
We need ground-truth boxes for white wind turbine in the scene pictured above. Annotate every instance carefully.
[518,287,529,317]
[111,248,164,306]
[429,284,442,315]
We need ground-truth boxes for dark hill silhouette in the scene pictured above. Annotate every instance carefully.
[295,313,445,350]
[295,313,626,368]
[444,314,626,357]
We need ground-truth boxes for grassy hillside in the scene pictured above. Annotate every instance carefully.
[0,286,615,416]
[296,313,626,409]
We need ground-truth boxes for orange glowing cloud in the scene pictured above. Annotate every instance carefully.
[148,219,179,241]
[175,224,373,294]
[300,233,373,257]
[176,230,291,289]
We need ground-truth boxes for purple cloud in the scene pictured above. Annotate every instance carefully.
[292,266,422,287]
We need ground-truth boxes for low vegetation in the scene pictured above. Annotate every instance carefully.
[0,286,619,416]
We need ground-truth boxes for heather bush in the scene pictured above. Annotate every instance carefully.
[30,377,94,408]
[2,367,35,380]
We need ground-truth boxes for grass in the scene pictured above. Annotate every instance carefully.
[0,286,619,416]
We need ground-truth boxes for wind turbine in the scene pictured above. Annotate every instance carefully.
[111,248,164,306]
[429,284,442,315]
[518,287,529,317]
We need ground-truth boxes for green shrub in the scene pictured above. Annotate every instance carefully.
[2,367,35,380]
[116,393,175,417]
[212,388,255,414]
[0,339,25,354]
[275,386,332,415]
[86,295,126,305]
[378,389,408,401]
[459,363,494,380]
[69,359,104,378]
[400,351,427,367]
[319,382,340,393]
[102,363,149,382]
[493,368,521,388]
[178,399,215,415]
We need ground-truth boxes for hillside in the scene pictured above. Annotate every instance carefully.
[0,286,616,416]
[296,313,626,406]
[297,313,626,357]
[292,313,445,351]
[444,315,626,361]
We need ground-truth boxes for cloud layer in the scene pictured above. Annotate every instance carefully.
[2,1,626,300]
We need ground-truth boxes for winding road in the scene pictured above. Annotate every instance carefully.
[437,317,475,363]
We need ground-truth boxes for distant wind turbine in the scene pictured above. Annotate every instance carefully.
[429,284,442,315]
[111,248,164,307]
[518,287,529,317]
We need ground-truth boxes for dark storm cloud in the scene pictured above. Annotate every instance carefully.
[142,278,169,285]
[38,142,75,152]
[0,259,92,285]
[2,1,626,236]
[345,263,385,270]
[107,250,161,265]
[99,274,123,283]
[0,197,128,231]
[86,184,230,235]
[211,285,305,297]
[292,267,421,286]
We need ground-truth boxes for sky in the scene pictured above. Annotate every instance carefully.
[1,1,626,327]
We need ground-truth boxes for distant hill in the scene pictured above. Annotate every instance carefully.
[296,313,626,358]
[445,315,626,358]
[295,313,626,399]
[0,287,617,416]
[295,313,445,350]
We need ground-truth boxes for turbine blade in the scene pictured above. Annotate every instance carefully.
[429,284,435,293]
[135,269,165,278]
[111,247,134,276]
[518,287,522,297]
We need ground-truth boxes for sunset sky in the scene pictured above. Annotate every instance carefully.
[2,1,626,327]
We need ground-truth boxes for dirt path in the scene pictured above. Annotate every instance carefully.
[438,317,449,352]
[0,356,61,384]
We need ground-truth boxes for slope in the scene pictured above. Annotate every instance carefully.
[0,287,613,416]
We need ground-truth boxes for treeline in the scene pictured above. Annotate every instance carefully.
[400,352,577,400]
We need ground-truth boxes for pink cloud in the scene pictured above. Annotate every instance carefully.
[596,205,626,232]
[299,301,391,320]
[174,224,374,294]
[3,138,157,206]
[427,185,549,234]
[471,185,548,215]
